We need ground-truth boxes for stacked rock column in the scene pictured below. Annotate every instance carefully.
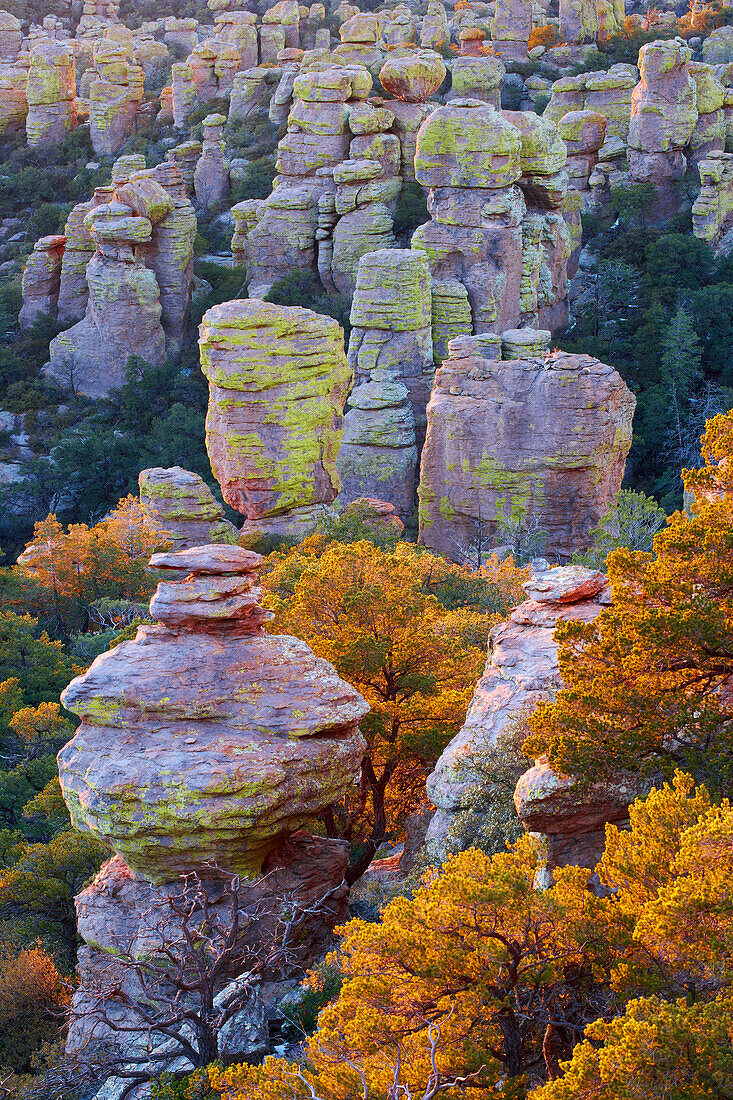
[59,544,369,1070]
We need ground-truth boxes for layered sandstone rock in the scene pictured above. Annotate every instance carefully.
[194,113,230,209]
[61,545,368,1082]
[167,141,202,196]
[47,164,195,388]
[544,66,636,144]
[139,466,240,550]
[128,162,197,355]
[199,299,351,540]
[329,156,398,294]
[0,11,21,62]
[692,149,733,250]
[449,54,505,107]
[26,39,77,146]
[559,0,599,47]
[628,39,697,219]
[89,38,144,155]
[66,836,353,1066]
[558,108,607,196]
[425,563,639,869]
[490,0,532,61]
[0,57,28,136]
[687,61,726,173]
[421,0,449,49]
[417,341,635,564]
[18,234,66,330]
[47,200,166,397]
[214,10,258,69]
[59,543,369,882]
[412,101,573,340]
[230,67,268,121]
[348,247,434,438]
[57,187,115,326]
[241,64,371,297]
[336,370,418,521]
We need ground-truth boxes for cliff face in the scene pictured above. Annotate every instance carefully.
[417,343,636,565]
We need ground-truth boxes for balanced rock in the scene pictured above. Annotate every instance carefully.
[417,346,635,564]
[378,50,446,103]
[138,466,240,550]
[199,300,351,539]
[58,544,369,883]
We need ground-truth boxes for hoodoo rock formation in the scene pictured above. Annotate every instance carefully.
[412,100,574,342]
[60,544,369,1070]
[628,39,698,219]
[425,563,640,873]
[59,544,369,882]
[199,299,351,540]
[347,247,434,436]
[138,466,240,550]
[417,338,636,564]
[26,38,76,147]
[44,162,196,394]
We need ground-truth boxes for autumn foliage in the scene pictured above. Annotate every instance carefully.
[524,410,733,794]
[211,775,733,1100]
[11,495,170,637]
[262,540,525,878]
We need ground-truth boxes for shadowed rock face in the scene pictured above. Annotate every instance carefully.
[58,545,369,885]
[417,344,635,565]
[199,298,351,540]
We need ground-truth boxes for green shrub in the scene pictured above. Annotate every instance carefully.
[393,181,429,238]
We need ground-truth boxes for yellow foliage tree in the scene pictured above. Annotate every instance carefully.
[13,496,171,637]
[263,540,525,879]
[211,776,733,1100]
[524,411,733,795]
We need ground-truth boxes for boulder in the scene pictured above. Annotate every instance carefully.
[378,50,446,103]
[417,346,636,564]
[138,466,240,549]
[199,300,351,539]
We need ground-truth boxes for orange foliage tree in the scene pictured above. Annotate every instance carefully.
[524,411,733,795]
[210,775,733,1100]
[12,496,170,638]
[262,540,525,880]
